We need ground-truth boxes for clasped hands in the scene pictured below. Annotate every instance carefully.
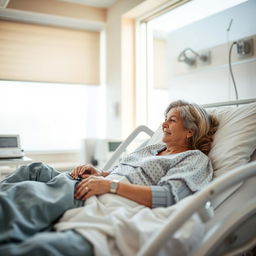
[70,164,111,200]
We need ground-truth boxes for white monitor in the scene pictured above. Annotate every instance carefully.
[0,135,24,158]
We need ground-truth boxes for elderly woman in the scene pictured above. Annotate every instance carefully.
[71,100,218,207]
[0,100,218,256]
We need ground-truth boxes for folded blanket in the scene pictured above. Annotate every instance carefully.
[55,177,204,256]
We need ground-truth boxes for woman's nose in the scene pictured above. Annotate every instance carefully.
[162,121,168,128]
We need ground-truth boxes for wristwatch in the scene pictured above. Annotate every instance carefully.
[110,180,119,194]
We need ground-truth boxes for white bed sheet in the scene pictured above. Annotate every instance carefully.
[55,176,204,256]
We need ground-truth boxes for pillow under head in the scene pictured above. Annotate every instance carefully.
[208,102,256,177]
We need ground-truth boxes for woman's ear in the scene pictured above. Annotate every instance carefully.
[187,129,194,139]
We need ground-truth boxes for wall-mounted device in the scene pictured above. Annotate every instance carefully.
[178,48,210,66]
[237,38,253,58]
[0,135,25,158]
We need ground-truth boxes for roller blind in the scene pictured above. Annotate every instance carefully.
[0,20,100,84]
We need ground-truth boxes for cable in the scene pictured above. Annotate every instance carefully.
[228,41,239,101]
[227,19,233,33]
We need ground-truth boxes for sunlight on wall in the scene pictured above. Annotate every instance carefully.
[0,81,105,151]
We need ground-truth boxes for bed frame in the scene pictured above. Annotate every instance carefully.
[103,98,256,256]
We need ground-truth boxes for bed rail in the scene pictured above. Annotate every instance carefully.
[102,125,154,170]
[196,195,256,256]
[137,161,256,256]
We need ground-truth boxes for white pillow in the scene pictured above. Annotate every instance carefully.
[208,102,256,177]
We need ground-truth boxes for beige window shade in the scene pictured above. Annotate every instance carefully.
[0,20,100,84]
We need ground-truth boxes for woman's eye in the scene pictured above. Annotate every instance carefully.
[164,117,176,122]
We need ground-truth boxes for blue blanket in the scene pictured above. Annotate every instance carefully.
[0,162,83,244]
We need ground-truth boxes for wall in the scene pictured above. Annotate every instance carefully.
[167,0,256,104]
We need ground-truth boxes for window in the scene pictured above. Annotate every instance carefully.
[0,80,106,151]
[0,21,105,151]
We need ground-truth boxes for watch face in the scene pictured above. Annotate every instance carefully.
[110,180,119,193]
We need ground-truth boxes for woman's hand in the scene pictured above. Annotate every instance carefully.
[74,176,111,200]
[69,164,100,180]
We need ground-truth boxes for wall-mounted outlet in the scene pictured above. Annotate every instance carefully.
[197,51,211,66]
[237,38,253,58]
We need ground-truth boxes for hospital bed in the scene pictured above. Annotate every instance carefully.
[103,98,256,256]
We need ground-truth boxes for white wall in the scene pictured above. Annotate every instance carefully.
[0,81,105,151]
[167,0,256,104]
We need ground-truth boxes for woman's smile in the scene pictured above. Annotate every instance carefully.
[163,129,171,135]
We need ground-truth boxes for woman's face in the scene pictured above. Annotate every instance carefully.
[162,108,192,148]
